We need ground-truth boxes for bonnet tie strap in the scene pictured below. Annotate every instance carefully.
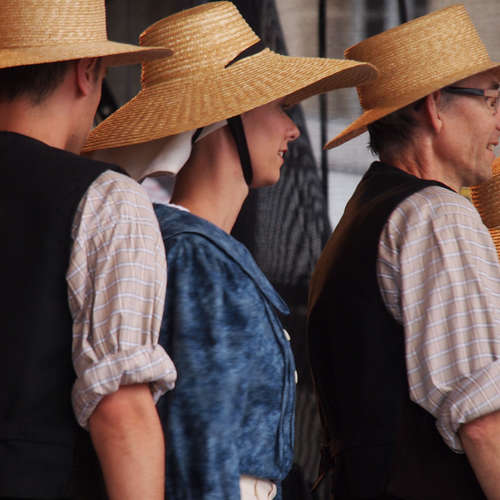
[224,40,266,68]
[227,115,252,187]
[221,42,266,187]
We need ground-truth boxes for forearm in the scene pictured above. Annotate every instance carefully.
[460,410,500,499]
[89,383,165,500]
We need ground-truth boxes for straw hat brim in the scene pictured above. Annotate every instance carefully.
[83,49,377,152]
[487,227,500,261]
[470,156,500,260]
[471,170,500,228]
[0,41,172,69]
[325,59,500,149]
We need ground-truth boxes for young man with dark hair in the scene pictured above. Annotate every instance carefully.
[308,6,500,500]
[0,60,73,103]
[0,2,176,499]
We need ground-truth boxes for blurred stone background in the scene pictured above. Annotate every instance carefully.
[100,2,500,498]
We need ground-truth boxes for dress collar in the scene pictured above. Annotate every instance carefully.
[155,203,289,315]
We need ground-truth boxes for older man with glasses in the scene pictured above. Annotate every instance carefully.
[308,5,500,500]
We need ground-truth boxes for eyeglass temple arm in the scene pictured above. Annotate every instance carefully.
[444,86,499,97]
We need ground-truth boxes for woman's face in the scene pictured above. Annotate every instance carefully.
[241,98,300,188]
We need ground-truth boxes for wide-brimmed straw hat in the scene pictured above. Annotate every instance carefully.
[471,157,500,260]
[325,4,500,149]
[0,0,171,69]
[83,1,377,152]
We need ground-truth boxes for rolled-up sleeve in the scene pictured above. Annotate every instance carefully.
[67,170,176,428]
[378,186,500,452]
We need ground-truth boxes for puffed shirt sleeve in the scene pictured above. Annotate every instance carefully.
[160,233,256,500]
[377,186,500,452]
[67,170,176,428]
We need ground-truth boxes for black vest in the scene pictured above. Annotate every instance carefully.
[0,132,117,498]
[308,162,484,499]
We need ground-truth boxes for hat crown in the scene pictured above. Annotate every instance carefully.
[0,0,108,48]
[347,4,493,110]
[139,2,259,88]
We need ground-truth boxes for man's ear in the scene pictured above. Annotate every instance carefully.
[75,58,100,96]
[422,91,444,134]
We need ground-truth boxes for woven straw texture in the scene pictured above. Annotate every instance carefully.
[325,4,500,149]
[471,157,500,260]
[83,1,377,152]
[0,0,171,68]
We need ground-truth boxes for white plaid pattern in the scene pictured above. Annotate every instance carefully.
[378,186,500,452]
[67,170,176,428]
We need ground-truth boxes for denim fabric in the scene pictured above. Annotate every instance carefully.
[154,204,296,500]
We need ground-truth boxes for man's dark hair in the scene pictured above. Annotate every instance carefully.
[367,97,425,157]
[367,89,457,157]
[0,60,73,104]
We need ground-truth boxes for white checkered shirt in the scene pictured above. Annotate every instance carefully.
[378,185,500,452]
[67,170,176,428]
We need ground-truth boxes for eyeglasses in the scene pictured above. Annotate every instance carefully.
[442,86,500,115]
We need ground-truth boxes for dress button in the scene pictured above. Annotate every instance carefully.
[294,370,298,384]
[283,329,291,341]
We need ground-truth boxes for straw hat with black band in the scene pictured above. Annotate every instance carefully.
[471,157,500,260]
[325,3,500,149]
[0,0,172,69]
[83,1,378,186]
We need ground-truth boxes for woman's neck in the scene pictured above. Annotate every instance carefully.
[170,128,249,233]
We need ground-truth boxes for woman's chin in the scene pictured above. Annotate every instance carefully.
[252,172,281,189]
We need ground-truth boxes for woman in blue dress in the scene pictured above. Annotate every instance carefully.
[84,2,377,498]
